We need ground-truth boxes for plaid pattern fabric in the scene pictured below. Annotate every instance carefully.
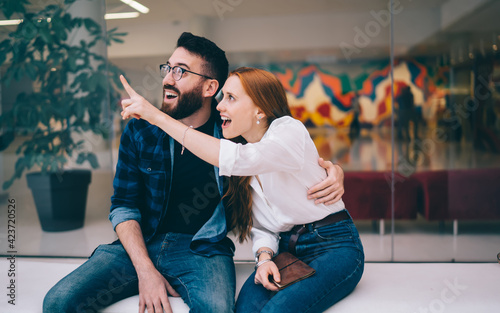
[109,118,233,256]
[110,119,171,241]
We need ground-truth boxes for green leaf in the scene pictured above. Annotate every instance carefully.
[76,153,85,164]
[48,51,62,66]
[25,63,37,80]
[26,152,36,169]
[8,157,27,184]
[1,0,28,19]
[66,57,75,72]
[12,42,27,63]
[87,153,99,168]
[0,52,6,67]
[20,20,38,41]
[39,27,52,43]
[56,155,67,166]
[77,100,85,119]
[32,60,47,73]
[71,16,82,29]
[0,43,11,67]
[41,155,53,173]
[51,17,67,41]
[0,131,15,151]
[62,13,73,29]
[3,178,16,190]
[0,39,12,50]
[87,74,97,92]
[105,27,128,46]
[111,38,124,44]
[33,36,46,52]
[83,18,100,33]
[14,65,24,81]
[4,70,15,86]
[40,105,52,126]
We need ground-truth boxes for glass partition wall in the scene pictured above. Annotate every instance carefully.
[391,0,500,262]
[1,0,499,262]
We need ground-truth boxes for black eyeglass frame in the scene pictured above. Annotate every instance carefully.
[159,64,214,81]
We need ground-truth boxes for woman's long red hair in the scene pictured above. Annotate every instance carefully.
[224,67,291,243]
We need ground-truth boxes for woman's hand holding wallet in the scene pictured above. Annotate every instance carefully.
[255,261,281,291]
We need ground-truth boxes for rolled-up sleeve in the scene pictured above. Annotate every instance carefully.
[109,207,142,230]
[219,116,306,177]
[250,219,280,256]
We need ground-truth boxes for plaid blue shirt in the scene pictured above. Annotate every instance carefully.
[109,118,234,257]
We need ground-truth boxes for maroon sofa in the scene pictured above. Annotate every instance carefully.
[412,168,500,221]
[343,171,419,220]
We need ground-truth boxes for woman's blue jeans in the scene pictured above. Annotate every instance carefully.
[236,213,364,313]
[43,233,236,313]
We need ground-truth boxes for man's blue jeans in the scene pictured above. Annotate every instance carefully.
[235,214,364,313]
[43,233,236,313]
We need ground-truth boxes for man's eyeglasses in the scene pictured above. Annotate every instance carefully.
[159,64,213,81]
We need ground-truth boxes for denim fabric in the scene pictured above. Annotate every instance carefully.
[43,233,236,313]
[109,118,233,257]
[235,213,364,313]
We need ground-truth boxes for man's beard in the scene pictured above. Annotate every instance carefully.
[161,82,204,120]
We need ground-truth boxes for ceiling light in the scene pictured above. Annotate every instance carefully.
[120,0,150,14]
[0,19,22,26]
[105,12,140,20]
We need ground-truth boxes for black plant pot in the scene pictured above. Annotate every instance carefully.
[27,169,91,232]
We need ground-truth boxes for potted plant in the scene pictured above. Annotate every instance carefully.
[0,0,125,231]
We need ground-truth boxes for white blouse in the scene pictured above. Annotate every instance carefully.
[219,116,345,255]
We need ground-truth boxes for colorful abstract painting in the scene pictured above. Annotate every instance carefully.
[270,59,449,128]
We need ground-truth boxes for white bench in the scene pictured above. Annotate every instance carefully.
[1,258,499,312]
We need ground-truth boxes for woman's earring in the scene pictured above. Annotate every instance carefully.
[257,116,262,125]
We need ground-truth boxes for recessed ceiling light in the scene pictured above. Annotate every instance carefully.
[105,12,140,20]
[120,0,150,14]
[0,19,23,26]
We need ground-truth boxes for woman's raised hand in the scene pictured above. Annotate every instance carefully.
[120,75,160,125]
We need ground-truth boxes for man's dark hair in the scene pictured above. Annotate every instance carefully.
[176,32,228,95]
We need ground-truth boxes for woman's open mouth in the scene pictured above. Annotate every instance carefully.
[221,116,232,128]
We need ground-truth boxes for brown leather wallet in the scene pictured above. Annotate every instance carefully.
[269,252,316,290]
